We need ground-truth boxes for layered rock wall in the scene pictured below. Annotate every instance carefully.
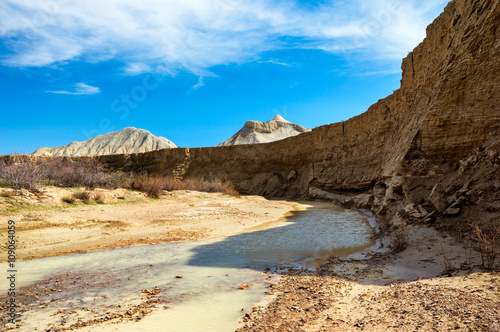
[98,0,500,231]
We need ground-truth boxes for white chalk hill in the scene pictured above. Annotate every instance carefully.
[217,115,311,146]
[33,127,177,156]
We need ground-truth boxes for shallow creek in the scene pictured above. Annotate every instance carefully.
[1,202,375,331]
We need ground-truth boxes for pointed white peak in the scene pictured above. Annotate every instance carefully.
[217,114,311,146]
[270,114,291,123]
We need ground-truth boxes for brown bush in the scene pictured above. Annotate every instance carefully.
[73,190,92,203]
[131,176,167,198]
[0,155,44,190]
[0,155,239,197]
[0,156,107,189]
[61,197,76,204]
[130,175,239,198]
[43,157,105,188]
[94,192,105,204]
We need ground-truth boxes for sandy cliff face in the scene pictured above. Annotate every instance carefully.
[217,115,311,146]
[98,0,500,232]
[33,127,176,157]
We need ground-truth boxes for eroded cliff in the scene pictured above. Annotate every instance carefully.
[98,0,500,232]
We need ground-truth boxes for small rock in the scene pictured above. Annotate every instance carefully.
[444,207,461,217]
[429,183,448,214]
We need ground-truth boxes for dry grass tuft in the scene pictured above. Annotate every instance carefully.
[94,192,105,204]
[470,223,500,270]
[72,190,92,203]
[131,176,168,198]
[61,197,76,204]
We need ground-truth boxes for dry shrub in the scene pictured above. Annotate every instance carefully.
[181,178,239,196]
[102,171,132,189]
[0,155,44,190]
[471,223,500,270]
[0,155,239,197]
[61,197,76,204]
[43,157,105,188]
[131,176,240,198]
[0,156,106,189]
[94,192,105,204]
[0,190,14,199]
[73,190,92,203]
[131,176,168,198]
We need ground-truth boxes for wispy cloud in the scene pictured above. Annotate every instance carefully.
[47,83,101,95]
[192,76,205,89]
[258,59,294,67]
[0,0,449,74]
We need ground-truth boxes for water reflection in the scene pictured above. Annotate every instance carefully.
[187,202,374,270]
[0,202,374,332]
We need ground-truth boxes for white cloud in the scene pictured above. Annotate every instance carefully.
[192,76,205,89]
[258,59,294,67]
[47,82,101,95]
[0,0,449,74]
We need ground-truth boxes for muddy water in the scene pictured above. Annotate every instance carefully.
[1,202,374,332]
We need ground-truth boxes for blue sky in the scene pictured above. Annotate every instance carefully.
[0,0,449,154]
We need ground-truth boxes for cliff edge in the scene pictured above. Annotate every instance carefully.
[98,0,500,233]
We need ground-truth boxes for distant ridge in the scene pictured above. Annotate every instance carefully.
[33,127,177,156]
[217,115,311,146]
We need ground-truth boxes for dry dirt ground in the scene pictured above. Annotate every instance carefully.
[1,187,499,331]
[237,226,500,332]
[0,186,296,262]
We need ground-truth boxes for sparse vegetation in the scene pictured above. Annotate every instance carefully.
[0,155,44,190]
[0,155,106,189]
[94,192,105,204]
[61,197,76,204]
[0,155,240,198]
[131,176,168,198]
[470,223,500,270]
[72,190,92,203]
[129,175,239,198]
[440,242,455,276]
[0,190,14,199]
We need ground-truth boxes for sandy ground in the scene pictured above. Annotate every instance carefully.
[0,186,297,263]
[237,226,500,332]
[1,187,499,331]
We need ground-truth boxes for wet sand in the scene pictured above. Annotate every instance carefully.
[0,186,299,263]
[1,187,499,331]
[237,226,500,332]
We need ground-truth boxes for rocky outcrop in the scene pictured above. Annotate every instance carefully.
[97,0,500,233]
[33,127,176,157]
[217,115,311,146]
